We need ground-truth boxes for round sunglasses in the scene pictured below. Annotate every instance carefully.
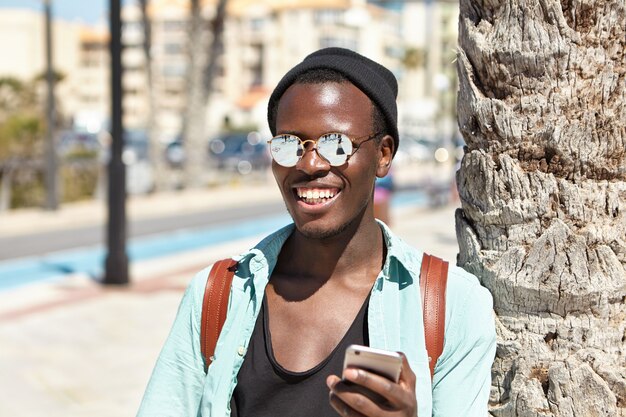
[267,131,381,167]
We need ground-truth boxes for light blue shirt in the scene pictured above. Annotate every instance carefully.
[138,222,496,416]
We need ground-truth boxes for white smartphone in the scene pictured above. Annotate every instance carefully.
[343,344,403,383]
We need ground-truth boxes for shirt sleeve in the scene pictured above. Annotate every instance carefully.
[431,269,496,417]
[136,269,210,417]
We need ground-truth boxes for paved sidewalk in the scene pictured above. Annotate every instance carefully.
[0,184,461,417]
[0,179,282,238]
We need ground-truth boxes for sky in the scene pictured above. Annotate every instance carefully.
[0,1,403,25]
[0,0,124,25]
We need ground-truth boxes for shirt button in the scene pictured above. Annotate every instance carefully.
[237,346,246,356]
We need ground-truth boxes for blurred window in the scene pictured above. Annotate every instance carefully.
[123,21,142,31]
[164,43,184,55]
[82,42,104,52]
[314,9,343,25]
[250,18,265,31]
[162,20,186,32]
[319,37,357,50]
[162,63,187,77]
[125,64,143,72]
[384,45,404,59]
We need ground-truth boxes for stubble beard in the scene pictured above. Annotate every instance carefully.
[285,194,371,241]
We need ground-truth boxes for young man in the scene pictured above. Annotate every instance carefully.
[137,48,496,417]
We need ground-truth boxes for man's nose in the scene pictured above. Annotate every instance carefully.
[295,143,330,175]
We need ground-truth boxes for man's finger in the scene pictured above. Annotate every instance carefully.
[329,385,375,417]
[342,367,404,405]
[397,352,417,388]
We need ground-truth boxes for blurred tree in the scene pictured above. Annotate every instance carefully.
[402,47,425,70]
[0,77,38,119]
[139,0,167,191]
[33,70,65,84]
[0,78,45,210]
[456,1,625,416]
[182,0,228,188]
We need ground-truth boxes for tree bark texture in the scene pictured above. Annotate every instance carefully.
[183,0,228,188]
[456,1,625,416]
[183,0,208,188]
[139,0,167,191]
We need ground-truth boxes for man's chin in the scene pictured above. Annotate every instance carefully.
[295,220,352,240]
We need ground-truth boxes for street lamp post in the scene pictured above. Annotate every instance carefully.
[104,0,129,285]
[43,0,58,211]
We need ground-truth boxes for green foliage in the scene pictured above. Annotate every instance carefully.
[402,47,426,70]
[61,161,99,203]
[63,147,99,160]
[0,77,37,119]
[33,70,66,84]
[3,159,99,208]
[9,169,45,208]
[0,75,44,161]
[0,114,44,160]
[0,74,78,209]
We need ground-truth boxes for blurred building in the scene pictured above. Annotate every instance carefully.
[116,0,406,142]
[71,27,110,133]
[0,8,84,122]
[388,1,460,141]
[0,0,459,143]
[0,9,82,81]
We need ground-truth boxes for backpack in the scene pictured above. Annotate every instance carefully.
[200,254,448,379]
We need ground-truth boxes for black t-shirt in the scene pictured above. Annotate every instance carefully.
[231,293,370,417]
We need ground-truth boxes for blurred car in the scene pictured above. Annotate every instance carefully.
[123,129,155,194]
[208,131,270,175]
[121,129,150,165]
[101,129,155,194]
[164,135,185,169]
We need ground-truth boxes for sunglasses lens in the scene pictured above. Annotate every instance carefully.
[270,135,301,167]
[317,133,352,166]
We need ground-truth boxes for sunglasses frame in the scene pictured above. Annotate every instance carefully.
[267,131,383,167]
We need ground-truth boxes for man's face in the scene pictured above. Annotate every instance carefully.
[272,81,388,239]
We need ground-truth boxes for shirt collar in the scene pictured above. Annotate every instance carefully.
[233,223,294,274]
[234,221,422,280]
[377,220,423,282]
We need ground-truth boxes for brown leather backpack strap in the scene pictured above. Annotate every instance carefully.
[420,253,449,380]
[201,258,238,371]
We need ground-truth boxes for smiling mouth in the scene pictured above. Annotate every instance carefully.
[295,187,340,205]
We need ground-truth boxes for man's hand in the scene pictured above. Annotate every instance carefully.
[326,352,417,417]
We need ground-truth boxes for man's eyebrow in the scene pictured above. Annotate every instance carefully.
[276,130,351,137]
[276,130,302,136]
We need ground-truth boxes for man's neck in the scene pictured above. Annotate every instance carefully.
[274,214,385,289]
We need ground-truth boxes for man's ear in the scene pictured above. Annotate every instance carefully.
[376,135,394,178]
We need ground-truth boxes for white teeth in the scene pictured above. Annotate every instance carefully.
[296,188,338,203]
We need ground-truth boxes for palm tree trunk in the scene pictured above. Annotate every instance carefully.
[182,0,205,188]
[0,162,15,211]
[139,0,166,191]
[203,0,227,96]
[183,0,228,188]
[456,1,625,416]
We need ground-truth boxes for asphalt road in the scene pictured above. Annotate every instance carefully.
[0,200,286,261]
